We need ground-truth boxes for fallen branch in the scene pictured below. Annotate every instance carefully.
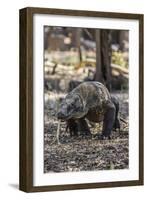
[111,63,128,74]
[120,117,128,124]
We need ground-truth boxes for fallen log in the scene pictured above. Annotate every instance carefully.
[111,63,128,74]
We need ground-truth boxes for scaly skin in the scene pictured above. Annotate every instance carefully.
[57,81,120,139]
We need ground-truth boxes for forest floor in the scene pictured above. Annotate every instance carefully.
[44,60,129,173]
[44,91,129,173]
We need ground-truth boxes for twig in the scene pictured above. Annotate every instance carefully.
[120,117,128,124]
[84,29,94,40]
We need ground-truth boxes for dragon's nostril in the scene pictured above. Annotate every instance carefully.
[57,112,61,118]
[57,112,65,119]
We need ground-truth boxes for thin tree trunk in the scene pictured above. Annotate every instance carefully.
[94,29,111,91]
[101,30,111,91]
[95,29,103,82]
[76,28,82,63]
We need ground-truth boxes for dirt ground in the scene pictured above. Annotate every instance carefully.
[44,61,129,173]
[44,90,129,173]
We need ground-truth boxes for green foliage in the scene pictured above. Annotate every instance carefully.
[111,51,128,68]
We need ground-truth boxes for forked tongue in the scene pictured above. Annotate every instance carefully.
[56,119,61,144]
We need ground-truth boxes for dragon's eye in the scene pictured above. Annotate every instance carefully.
[71,102,74,107]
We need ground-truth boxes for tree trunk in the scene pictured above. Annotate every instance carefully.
[95,30,111,91]
[119,30,129,51]
[75,28,82,63]
[95,29,103,82]
[101,30,111,91]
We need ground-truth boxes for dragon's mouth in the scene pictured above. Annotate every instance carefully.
[57,112,71,121]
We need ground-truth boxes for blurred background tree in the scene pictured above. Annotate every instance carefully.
[44,26,129,92]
